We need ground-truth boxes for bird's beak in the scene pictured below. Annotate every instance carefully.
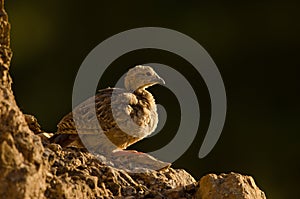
[155,76,165,85]
[140,75,165,90]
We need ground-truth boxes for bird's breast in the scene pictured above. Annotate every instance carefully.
[112,90,158,139]
[56,88,159,149]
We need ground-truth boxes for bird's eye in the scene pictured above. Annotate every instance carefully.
[146,72,151,76]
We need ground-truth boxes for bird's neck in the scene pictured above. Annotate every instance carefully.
[133,88,155,107]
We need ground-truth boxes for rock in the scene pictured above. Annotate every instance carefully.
[196,172,267,199]
[0,111,47,199]
[1,113,268,199]
[44,143,196,198]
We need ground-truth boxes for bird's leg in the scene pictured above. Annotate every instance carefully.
[112,149,144,155]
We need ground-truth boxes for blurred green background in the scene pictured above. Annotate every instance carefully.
[6,1,299,198]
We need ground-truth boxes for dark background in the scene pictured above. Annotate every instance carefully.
[6,1,299,198]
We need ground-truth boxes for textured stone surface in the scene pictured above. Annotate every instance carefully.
[196,172,267,199]
[43,144,196,198]
[0,1,47,198]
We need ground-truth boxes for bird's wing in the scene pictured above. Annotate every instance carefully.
[57,88,139,135]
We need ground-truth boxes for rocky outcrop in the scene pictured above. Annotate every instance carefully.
[197,173,267,199]
[1,114,267,198]
[43,143,197,199]
[0,1,47,198]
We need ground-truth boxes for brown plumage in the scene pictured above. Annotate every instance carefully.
[50,65,165,155]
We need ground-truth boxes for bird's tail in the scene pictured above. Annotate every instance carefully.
[49,133,79,148]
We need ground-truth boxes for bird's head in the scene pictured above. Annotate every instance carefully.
[124,65,165,91]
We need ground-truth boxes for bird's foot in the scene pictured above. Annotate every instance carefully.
[109,149,171,173]
[112,149,144,155]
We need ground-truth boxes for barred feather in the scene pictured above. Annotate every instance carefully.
[50,66,164,154]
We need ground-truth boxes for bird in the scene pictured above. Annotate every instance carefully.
[50,65,165,157]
